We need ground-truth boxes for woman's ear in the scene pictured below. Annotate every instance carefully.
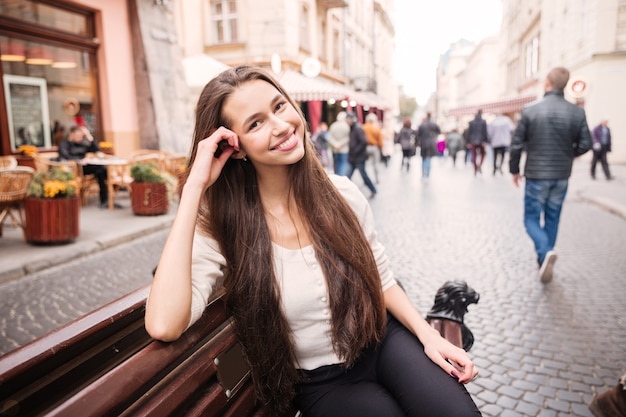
[231,150,247,160]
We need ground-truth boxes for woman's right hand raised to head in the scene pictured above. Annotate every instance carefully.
[186,127,240,192]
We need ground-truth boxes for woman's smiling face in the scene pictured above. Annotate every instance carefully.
[222,79,305,168]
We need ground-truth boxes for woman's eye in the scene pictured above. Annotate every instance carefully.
[249,120,261,130]
[275,101,286,112]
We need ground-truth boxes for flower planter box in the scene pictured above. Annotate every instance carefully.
[131,182,168,216]
[24,196,80,244]
[15,155,36,170]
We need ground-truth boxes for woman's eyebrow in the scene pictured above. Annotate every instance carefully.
[242,94,283,127]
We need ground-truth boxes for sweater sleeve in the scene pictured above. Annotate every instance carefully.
[509,113,528,175]
[188,230,227,328]
[330,175,396,291]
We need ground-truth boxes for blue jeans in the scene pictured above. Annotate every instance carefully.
[347,161,377,195]
[524,179,568,265]
[333,153,349,176]
[422,157,432,178]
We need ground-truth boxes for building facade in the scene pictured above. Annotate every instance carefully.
[1,0,193,159]
[0,0,402,160]
[174,0,398,133]
[439,0,626,162]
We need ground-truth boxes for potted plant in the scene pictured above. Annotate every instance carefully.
[98,141,114,155]
[15,144,38,170]
[130,162,169,216]
[24,167,80,244]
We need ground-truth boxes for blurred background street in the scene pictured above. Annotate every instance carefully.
[1,150,625,416]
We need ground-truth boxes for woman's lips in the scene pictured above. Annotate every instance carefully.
[272,132,298,151]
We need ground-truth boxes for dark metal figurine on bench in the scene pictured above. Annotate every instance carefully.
[426,280,480,351]
[0,280,479,417]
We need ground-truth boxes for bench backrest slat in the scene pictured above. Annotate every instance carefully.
[0,285,265,417]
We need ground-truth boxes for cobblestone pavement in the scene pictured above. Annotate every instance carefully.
[0,230,165,351]
[0,151,624,416]
[366,155,626,417]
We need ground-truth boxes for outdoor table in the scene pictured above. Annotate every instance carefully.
[82,157,129,210]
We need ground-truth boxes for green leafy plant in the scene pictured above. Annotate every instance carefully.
[27,167,78,199]
[130,162,165,183]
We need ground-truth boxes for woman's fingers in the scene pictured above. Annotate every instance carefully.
[188,127,240,188]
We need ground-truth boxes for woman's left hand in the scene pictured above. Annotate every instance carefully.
[422,334,478,384]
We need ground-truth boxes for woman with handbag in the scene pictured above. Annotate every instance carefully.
[395,118,417,172]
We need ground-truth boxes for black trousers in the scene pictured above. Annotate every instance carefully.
[83,164,108,204]
[294,316,482,417]
[492,146,506,174]
[590,149,611,179]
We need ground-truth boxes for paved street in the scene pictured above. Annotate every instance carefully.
[1,150,625,416]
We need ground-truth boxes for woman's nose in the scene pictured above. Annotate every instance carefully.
[270,114,290,136]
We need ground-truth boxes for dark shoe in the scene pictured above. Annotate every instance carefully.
[589,378,626,417]
[539,251,557,283]
[100,202,124,209]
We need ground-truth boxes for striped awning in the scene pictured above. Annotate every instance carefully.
[275,69,389,109]
[447,95,537,117]
[276,70,351,102]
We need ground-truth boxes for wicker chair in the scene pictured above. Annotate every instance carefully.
[0,156,18,170]
[0,167,35,238]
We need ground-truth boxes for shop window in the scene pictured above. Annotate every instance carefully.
[211,0,238,43]
[1,37,96,151]
[0,0,93,37]
[0,1,98,154]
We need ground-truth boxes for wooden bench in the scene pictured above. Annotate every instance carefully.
[0,285,268,417]
[0,282,475,417]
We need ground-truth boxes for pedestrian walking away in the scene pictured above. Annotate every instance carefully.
[145,65,480,417]
[590,117,614,180]
[311,121,330,169]
[395,118,417,172]
[416,112,441,180]
[363,113,384,184]
[445,129,465,167]
[466,110,489,176]
[487,113,515,176]
[509,66,592,283]
[346,112,378,199]
[327,111,350,176]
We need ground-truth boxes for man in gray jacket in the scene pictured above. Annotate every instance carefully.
[510,67,592,283]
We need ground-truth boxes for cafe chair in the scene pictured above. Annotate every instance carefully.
[0,167,34,239]
[0,155,18,171]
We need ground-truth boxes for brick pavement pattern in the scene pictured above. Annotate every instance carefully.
[0,151,624,416]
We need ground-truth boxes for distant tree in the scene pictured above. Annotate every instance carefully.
[399,94,418,120]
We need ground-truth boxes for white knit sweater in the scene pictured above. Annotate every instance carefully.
[188,175,396,370]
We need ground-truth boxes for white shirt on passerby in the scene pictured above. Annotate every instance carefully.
[488,114,515,148]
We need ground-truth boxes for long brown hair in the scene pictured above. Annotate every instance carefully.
[187,66,386,416]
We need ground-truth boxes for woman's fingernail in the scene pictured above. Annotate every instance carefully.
[451,370,460,379]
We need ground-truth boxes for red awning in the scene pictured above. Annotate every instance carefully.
[447,95,537,117]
